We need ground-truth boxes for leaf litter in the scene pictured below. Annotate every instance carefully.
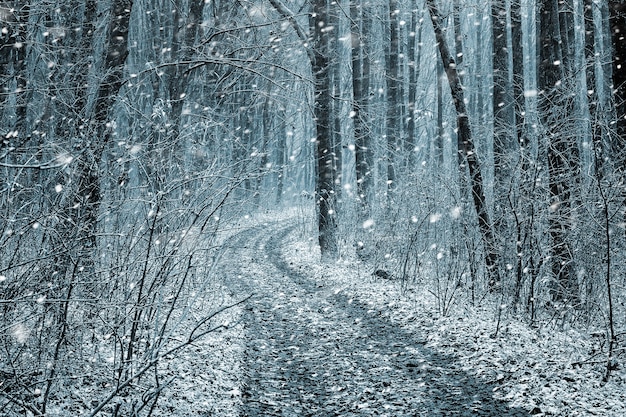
[67,211,625,416]
[223,219,528,416]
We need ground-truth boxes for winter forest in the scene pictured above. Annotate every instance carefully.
[1,0,626,415]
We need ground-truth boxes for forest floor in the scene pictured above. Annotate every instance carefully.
[153,211,626,417]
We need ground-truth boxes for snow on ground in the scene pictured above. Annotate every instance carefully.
[148,287,246,417]
[170,209,625,416]
[280,228,626,416]
[47,209,621,416]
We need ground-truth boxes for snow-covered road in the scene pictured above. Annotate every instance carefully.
[224,222,528,416]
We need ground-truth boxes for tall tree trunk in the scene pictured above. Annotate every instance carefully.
[426,0,500,289]
[48,0,110,280]
[435,58,444,167]
[256,96,271,207]
[0,2,14,127]
[610,1,626,155]
[160,0,205,198]
[12,2,29,140]
[352,0,373,222]
[386,0,400,199]
[168,0,204,140]
[538,0,580,302]
[590,0,614,163]
[585,0,602,163]
[511,0,529,308]
[73,0,133,272]
[407,4,423,162]
[275,116,286,205]
[492,0,517,283]
[331,4,342,209]
[312,0,339,258]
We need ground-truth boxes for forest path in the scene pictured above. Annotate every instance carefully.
[224,220,528,416]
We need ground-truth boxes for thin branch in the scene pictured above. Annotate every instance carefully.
[87,294,252,417]
[0,160,72,170]
[267,0,315,66]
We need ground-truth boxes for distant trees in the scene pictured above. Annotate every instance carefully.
[3,0,626,411]
[610,1,626,151]
[327,0,626,332]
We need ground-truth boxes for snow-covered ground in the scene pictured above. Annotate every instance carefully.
[202,216,626,416]
[278,224,626,416]
[73,210,624,416]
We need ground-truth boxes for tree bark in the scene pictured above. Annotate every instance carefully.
[266,0,338,256]
[168,0,205,141]
[435,58,444,167]
[426,0,500,289]
[75,0,133,271]
[511,0,529,308]
[331,4,342,209]
[386,0,400,198]
[492,0,518,274]
[352,0,373,222]
[312,0,339,258]
[537,0,580,302]
[406,4,422,161]
[610,1,626,154]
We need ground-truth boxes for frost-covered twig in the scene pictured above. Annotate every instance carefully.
[87,294,252,417]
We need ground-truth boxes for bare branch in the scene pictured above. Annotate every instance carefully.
[267,0,315,66]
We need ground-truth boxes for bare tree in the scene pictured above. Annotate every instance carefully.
[426,0,500,290]
[352,0,374,224]
[537,0,581,303]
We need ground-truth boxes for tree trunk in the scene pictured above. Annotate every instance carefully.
[312,0,339,259]
[538,0,580,302]
[511,0,529,308]
[492,0,518,278]
[352,0,373,222]
[0,2,14,126]
[386,0,400,199]
[426,0,500,289]
[168,0,204,140]
[75,0,133,271]
[610,1,626,155]
[407,4,423,162]
[12,2,29,140]
[435,59,444,167]
[331,5,342,209]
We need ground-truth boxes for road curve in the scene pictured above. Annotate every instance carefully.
[223,221,528,417]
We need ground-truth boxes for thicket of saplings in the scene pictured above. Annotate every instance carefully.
[0,168,249,416]
[354,156,624,379]
[3,143,624,415]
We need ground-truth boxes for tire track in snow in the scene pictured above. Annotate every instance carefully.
[229,221,529,416]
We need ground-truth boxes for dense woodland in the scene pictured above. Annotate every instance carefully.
[1,0,626,414]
